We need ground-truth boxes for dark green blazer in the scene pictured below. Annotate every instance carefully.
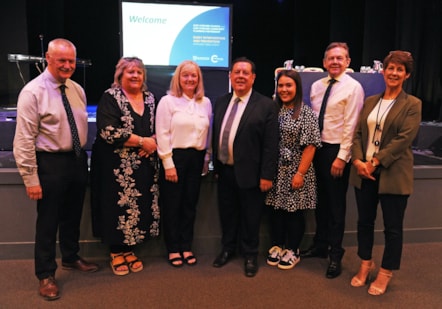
[350,90,422,195]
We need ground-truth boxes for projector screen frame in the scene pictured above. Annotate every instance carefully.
[119,0,233,70]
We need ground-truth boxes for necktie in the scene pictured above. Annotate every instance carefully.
[60,84,82,156]
[219,97,241,164]
[318,78,337,132]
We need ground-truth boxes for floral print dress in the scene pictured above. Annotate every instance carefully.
[90,87,160,246]
[265,104,322,212]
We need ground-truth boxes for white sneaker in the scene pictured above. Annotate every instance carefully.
[267,246,282,266]
[278,248,300,270]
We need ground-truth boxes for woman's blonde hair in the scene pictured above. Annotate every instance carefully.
[168,60,205,101]
[112,57,147,91]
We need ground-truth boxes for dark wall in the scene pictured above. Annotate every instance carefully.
[0,0,29,107]
[25,0,122,104]
[1,0,441,120]
[1,0,296,105]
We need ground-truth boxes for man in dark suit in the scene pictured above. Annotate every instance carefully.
[211,57,279,277]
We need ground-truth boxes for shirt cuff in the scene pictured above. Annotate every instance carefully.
[337,149,351,163]
[161,157,175,169]
[22,174,40,187]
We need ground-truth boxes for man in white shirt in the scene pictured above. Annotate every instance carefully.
[13,38,98,301]
[302,42,364,279]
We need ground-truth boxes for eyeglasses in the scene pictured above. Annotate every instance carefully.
[389,50,411,56]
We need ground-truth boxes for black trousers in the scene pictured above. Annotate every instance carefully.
[268,208,305,251]
[216,164,265,257]
[160,148,205,254]
[354,178,408,270]
[34,150,88,280]
[313,143,350,261]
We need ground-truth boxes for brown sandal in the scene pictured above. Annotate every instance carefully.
[124,252,143,273]
[110,253,129,276]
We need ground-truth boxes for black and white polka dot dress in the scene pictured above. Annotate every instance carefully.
[265,104,322,212]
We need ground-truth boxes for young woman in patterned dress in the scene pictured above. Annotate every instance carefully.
[265,69,322,270]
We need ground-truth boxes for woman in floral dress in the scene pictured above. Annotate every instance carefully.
[265,69,321,270]
[90,57,160,275]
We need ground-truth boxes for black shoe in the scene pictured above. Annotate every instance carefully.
[213,251,234,268]
[244,256,258,277]
[300,247,328,259]
[326,261,342,279]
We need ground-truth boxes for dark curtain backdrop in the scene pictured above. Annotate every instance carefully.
[1,0,441,121]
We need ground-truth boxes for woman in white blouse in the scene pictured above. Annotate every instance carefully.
[156,60,212,267]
